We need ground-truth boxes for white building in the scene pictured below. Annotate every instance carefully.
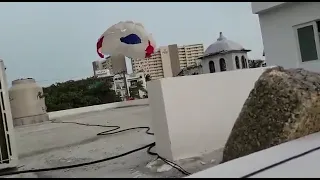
[252,2,320,72]
[113,72,147,100]
[201,32,250,74]
[95,69,113,78]
[92,55,127,77]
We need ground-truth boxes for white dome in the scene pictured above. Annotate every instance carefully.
[204,32,244,56]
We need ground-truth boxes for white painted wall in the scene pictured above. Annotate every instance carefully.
[160,46,173,78]
[202,54,231,73]
[48,99,149,120]
[258,2,320,72]
[202,53,248,74]
[148,67,269,161]
[251,2,287,14]
[231,53,249,69]
[148,80,173,160]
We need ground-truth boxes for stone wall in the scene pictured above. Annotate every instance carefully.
[222,67,320,163]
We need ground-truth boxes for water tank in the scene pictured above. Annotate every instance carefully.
[9,78,49,127]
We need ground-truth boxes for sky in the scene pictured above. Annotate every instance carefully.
[0,2,263,87]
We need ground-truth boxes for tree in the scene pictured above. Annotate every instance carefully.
[145,74,151,82]
[43,76,121,112]
[248,59,266,68]
[129,80,147,99]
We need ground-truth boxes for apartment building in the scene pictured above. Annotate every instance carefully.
[113,72,147,100]
[178,44,204,69]
[131,43,204,80]
[131,50,164,80]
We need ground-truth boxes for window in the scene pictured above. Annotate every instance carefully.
[295,21,320,62]
[241,56,247,68]
[209,61,215,73]
[235,56,240,69]
[219,58,227,72]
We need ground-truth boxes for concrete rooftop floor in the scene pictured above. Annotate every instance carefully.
[4,105,221,178]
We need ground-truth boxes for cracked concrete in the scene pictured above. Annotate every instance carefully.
[4,105,221,178]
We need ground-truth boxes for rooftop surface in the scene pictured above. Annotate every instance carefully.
[5,105,221,178]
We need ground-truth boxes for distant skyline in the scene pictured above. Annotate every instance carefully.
[0,2,263,86]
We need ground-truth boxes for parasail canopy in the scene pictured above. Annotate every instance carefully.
[96,21,156,59]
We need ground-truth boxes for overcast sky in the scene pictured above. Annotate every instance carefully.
[0,2,263,86]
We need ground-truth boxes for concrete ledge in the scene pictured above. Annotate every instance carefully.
[48,99,149,120]
[13,113,49,127]
[187,132,320,178]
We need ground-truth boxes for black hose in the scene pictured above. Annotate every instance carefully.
[0,143,154,176]
[57,121,190,175]
[0,121,190,177]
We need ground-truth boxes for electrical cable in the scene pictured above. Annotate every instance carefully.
[240,144,320,178]
[0,143,154,177]
[26,121,319,178]
[0,120,191,177]
[57,121,191,176]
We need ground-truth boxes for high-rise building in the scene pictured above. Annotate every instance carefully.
[178,44,204,69]
[92,55,127,77]
[131,43,204,80]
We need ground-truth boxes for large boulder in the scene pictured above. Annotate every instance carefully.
[222,66,320,163]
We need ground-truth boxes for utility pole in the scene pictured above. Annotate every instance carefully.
[122,71,130,100]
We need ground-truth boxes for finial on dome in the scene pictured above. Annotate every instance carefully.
[217,32,226,41]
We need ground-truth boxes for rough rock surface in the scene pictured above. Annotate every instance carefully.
[222,66,320,163]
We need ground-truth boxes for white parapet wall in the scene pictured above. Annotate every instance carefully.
[48,99,149,120]
[148,67,271,161]
[187,132,320,178]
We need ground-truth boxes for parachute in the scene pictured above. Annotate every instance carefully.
[96,21,156,59]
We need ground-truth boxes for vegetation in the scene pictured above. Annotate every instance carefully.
[127,73,151,99]
[145,74,151,82]
[43,76,121,112]
[42,73,154,112]
[129,80,148,99]
[248,59,266,68]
